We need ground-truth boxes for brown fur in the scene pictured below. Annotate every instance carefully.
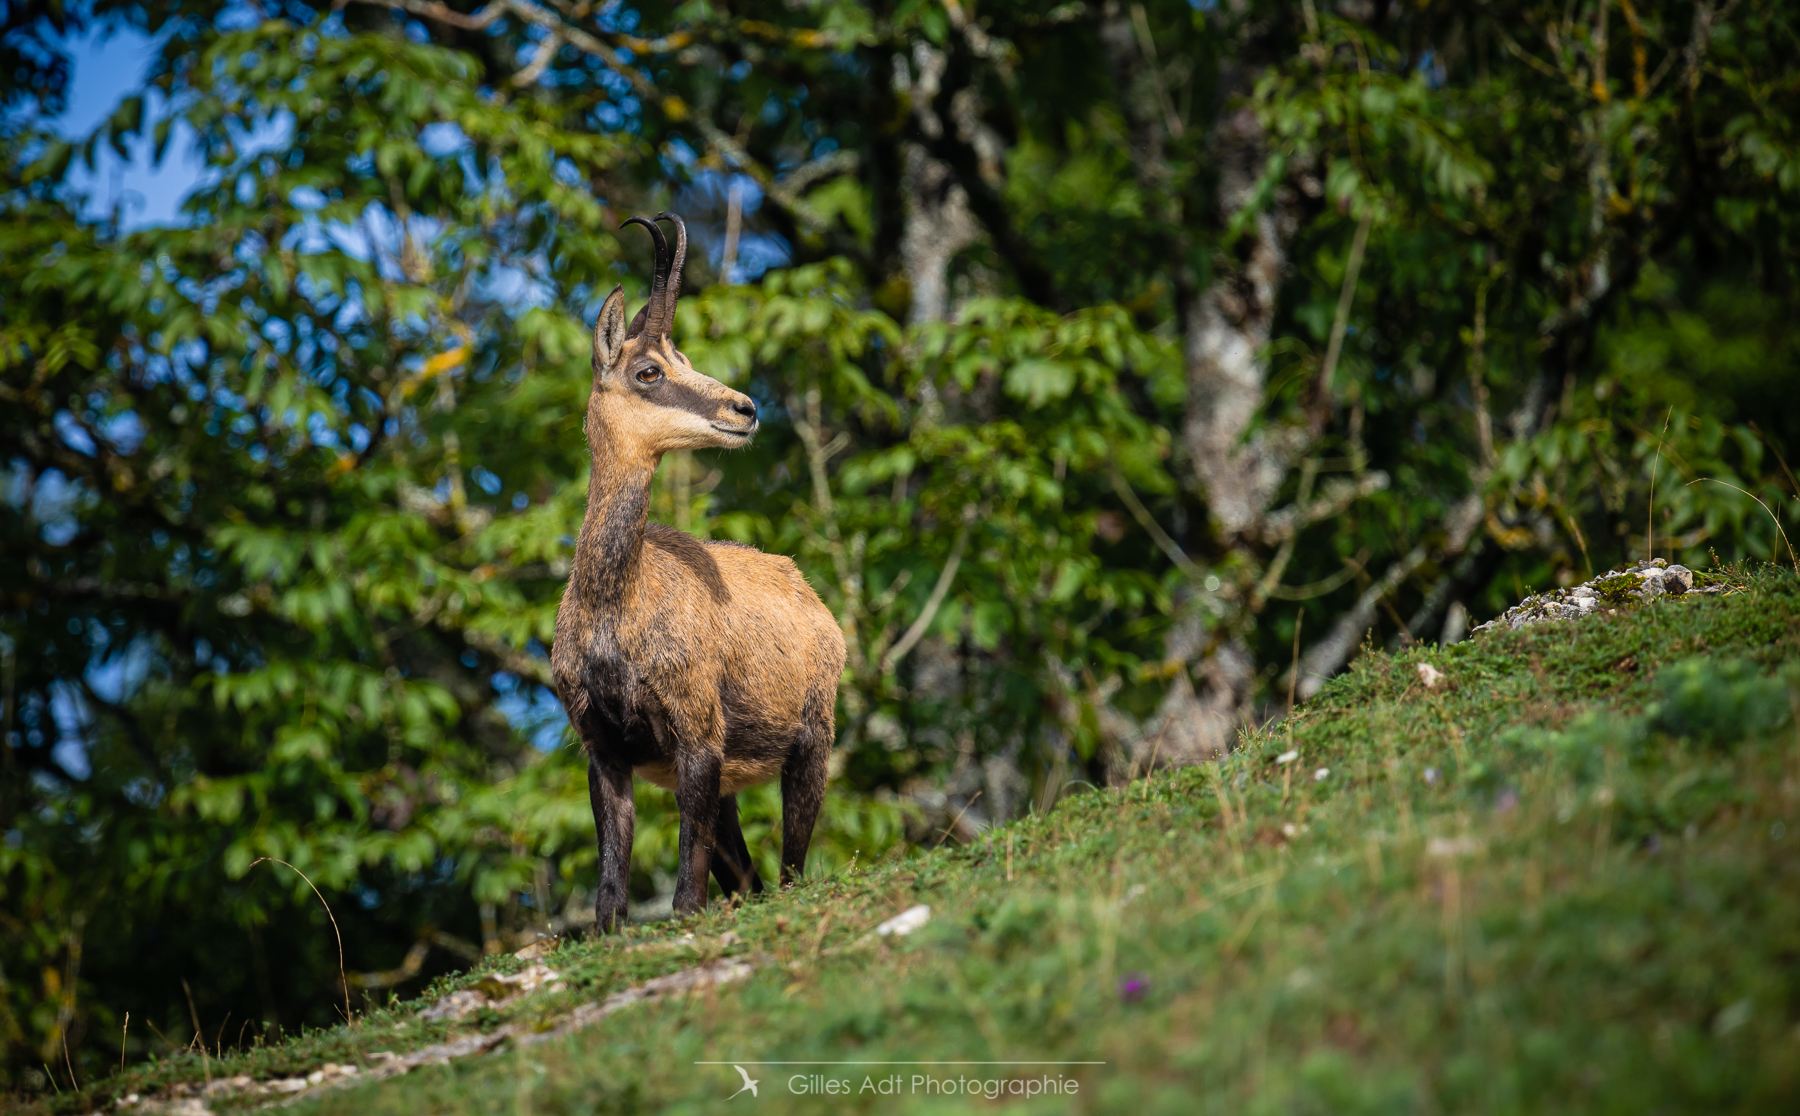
[550,213,845,932]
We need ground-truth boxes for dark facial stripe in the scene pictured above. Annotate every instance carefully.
[653,374,729,420]
[634,348,738,421]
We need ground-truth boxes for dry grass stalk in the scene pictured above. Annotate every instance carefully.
[251,857,352,1024]
[141,1016,174,1054]
[1747,421,1799,498]
[932,790,982,849]
[61,1028,79,1091]
[1648,407,1672,560]
[1288,607,1305,712]
[181,978,210,1086]
[1139,721,1167,801]
[1686,478,1798,573]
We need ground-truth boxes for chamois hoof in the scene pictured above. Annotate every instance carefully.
[594,906,629,935]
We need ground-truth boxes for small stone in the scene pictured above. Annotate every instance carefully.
[203,1075,256,1097]
[470,964,563,1002]
[1663,564,1693,594]
[419,988,488,1023]
[1313,767,1330,782]
[1416,662,1446,689]
[874,904,931,937]
[513,937,556,961]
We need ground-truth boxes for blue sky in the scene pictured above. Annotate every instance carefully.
[54,23,202,227]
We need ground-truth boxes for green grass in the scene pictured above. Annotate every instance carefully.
[43,566,1800,1115]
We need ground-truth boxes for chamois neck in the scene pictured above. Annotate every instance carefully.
[572,415,660,606]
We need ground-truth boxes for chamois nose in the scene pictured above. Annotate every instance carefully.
[730,397,758,423]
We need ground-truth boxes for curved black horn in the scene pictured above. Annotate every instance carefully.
[621,215,669,339]
[647,211,688,338]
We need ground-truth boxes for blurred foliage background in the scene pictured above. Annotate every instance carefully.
[2,0,1797,1092]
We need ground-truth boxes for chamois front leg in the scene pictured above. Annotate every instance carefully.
[587,757,635,934]
[673,748,723,915]
[711,794,764,899]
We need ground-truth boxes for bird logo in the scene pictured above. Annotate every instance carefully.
[730,1064,759,1099]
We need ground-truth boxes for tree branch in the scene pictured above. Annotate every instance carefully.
[790,390,865,673]
[1265,548,1369,601]
[881,521,970,675]
[1290,544,1429,701]
[1256,471,1390,545]
[1108,467,1205,582]
[1310,210,1372,433]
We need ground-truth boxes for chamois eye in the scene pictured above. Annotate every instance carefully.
[635,367,663,384]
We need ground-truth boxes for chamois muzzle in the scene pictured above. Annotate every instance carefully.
[711,394,758,443]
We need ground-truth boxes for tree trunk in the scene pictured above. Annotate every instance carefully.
[894,46,979,325]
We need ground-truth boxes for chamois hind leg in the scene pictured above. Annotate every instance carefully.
[779,686,833,887]
[710,794,764,899]
[673,748,723,916]
[587,756,635,934]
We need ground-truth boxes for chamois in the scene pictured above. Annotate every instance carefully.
[551,212,846,932]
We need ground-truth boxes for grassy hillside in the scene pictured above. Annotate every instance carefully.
[39,565,1800,1115]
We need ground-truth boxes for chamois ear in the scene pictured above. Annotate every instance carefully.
[624,302,650,340]
[592,285,629,379]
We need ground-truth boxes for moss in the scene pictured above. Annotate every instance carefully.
[1591,571,1646,607]
[1693,566,1736,589]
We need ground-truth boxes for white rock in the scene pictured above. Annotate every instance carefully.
[474,964,563,998]
[418,988,487,1023]
[202,1076,255,1097]
[1416,662,1446,689]
[874,905,931,937]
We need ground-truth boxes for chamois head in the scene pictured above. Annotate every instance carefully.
[587,212,758,459]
